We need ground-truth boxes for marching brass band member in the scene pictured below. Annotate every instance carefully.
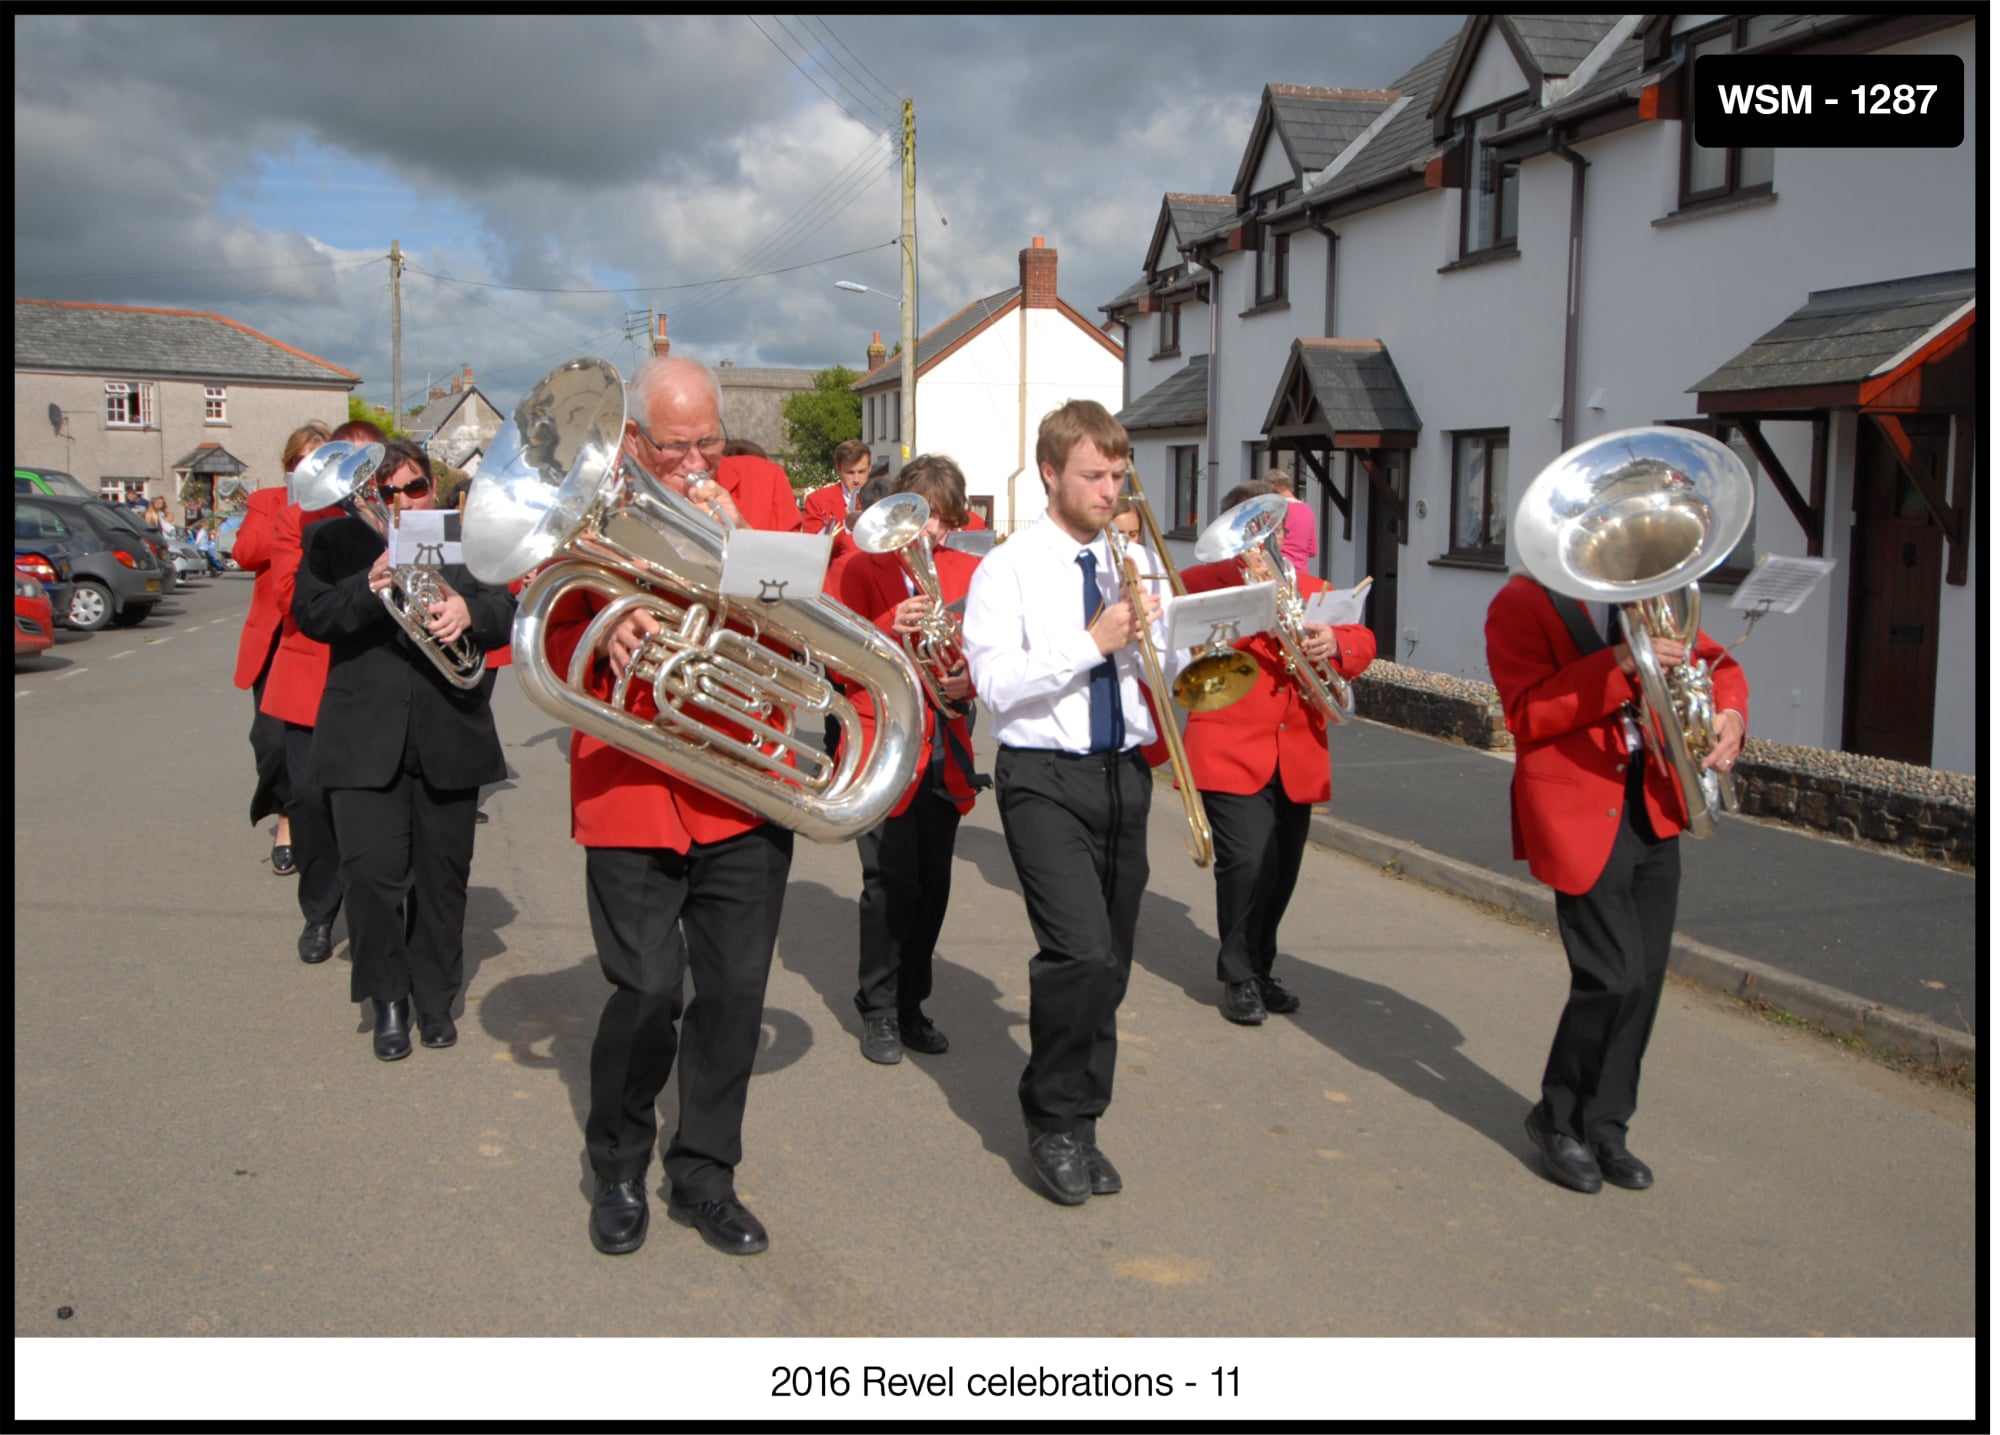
[962,400,1168,1206]
[552,357,803,1258]
[1485,576,1746,1195]
[1180,481,1376,1025]
[293,440,513,1060]
[836,454,989,1065]
[802,438,873,537]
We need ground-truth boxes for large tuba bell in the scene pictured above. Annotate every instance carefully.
[290,441,488,690]
[849,491,969,712]
[1192,492,1354,724]
[1512,425,1754,838]
[460,357,924,844]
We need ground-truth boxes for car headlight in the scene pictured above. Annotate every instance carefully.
[16,575,43,599]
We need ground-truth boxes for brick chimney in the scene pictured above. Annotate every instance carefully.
[652,314,671,359]
[461,364,475,390]
[1020,235,1057,309]
[867,330,887,371]
[449,370,462,394]
[429,383,447,402]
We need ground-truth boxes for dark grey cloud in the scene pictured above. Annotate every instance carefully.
[14,13,1463,413]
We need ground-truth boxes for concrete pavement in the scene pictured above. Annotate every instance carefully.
[14,574,1975,1356]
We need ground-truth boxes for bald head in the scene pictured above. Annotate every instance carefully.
[630,356,722,430]
[625,356,727,489]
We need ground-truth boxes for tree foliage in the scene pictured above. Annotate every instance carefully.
[348,395,410,440]
[780,366,863,474]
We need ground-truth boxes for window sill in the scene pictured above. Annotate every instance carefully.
[1151,345,1181,361]
[1437,245,1519,274]
[1429,553,1508,573]
[1237,298,1291,319]
[1654,190,1777,228]
[1166,528,1198,542]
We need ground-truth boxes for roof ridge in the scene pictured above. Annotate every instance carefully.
[1269,84,1401,101]
[1165,192,1235,205]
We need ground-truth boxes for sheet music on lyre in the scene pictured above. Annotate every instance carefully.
[388,509,462,568]
[1725,554,1836,644]
[1302,577,1373,628]
[717,530,834,606]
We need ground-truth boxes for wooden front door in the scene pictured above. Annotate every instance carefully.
[1362,450,1403,661]
[1843,416,1946,764]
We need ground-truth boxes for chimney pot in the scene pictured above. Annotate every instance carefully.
[652,315,672,358]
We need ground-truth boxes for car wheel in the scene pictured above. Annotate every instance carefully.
[68,580,113,631]
[112,602,155,627]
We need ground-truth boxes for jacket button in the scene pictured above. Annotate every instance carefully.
[1607,808,1618,818]
[1614,762,1625,773]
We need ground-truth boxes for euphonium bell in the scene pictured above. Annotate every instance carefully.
[459,356,924,843]
[850,491,969,711]
[1512,425,1755,837]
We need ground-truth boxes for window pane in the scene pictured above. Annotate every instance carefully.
[1454,439,1485,549]
[1497,162,1520,243]
[1738,145,1773,188]
[1486,441,1509,550]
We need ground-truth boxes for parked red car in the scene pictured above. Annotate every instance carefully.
[15,566,55,657]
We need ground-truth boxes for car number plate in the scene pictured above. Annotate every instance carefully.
[145,580,161,593]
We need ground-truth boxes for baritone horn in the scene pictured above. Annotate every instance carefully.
[1191,493,1353,723]
[1512,425,1754,838]
[289,440,487,690]
[850,491,968,711]
[1116,466,1256,712]
[459,357,924,843]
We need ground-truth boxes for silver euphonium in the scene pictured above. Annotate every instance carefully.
[850,491,969,711]
[289,440,487,690]
[1512,425,1754,838]
[459,357,924,843]
[1192,492,1353,723]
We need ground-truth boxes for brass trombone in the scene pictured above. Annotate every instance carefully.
[1117,466,1257,712]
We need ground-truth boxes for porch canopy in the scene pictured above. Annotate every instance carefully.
[1260,337,1421,541]
[175,443,248,476]
[1116,354,1208,433]
[1690,268,1976,582]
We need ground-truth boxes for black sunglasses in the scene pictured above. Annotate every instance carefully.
[378,476,432,498]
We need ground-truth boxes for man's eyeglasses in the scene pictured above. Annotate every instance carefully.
[378,476,431,499]
[632,417,727,465]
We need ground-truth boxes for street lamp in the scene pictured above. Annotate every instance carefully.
[833,279,913,462]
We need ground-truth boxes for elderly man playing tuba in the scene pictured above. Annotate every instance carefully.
[545,357,806,1258]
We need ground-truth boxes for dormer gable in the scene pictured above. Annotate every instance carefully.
[1145,193,1234,284]
[1431,14,1543,141]
[1232,83,1400,204]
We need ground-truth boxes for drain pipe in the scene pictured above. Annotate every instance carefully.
[1552,138,1588,452]
[1196,254,1224,527]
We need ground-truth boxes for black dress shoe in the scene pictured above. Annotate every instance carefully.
[1592,1142,1655,1190]
[418,1011,457,1049]
[1223,980,1267,1025]
[474,810,489,825]
[1523,1105,1601,1194]
[271,843,297,875]
[1027,1129,1091,1206]
[297,921,333,965]
[1081,1141,1122,1196]
[1257,976,1301,1014]
[898,1011,949,1055]
[372,996,412,1062]
[667,1193,769,1255]
[589,1177,649,1256]
[860,1014,902,1065]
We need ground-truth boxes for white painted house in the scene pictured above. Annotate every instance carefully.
[1102,13,1978,774]
[852,237,1125,531]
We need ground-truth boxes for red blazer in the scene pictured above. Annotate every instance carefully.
[1485,575,1748,896]
[258,503,343,726]
[713,455,804,534]
[801,481,854,536]
[837,546,983,817]
[1179,560,1376,803]
[231,487,288,690]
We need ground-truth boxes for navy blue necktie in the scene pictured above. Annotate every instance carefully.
[1077,549,1123,753]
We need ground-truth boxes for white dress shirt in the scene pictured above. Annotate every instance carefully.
[962,514,1174,753]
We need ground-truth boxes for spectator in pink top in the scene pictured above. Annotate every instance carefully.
[1268,470,1317,572]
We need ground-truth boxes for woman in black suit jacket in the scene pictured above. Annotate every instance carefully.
[293,441,515,1061]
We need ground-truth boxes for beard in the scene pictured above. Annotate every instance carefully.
[1051,483,1109,537]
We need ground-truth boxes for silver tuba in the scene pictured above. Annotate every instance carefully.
[1192,492,1354,723]
[290,441,488,690]
[850,491,968,712]
[1512,425,1754,838]
[459,357,924,844]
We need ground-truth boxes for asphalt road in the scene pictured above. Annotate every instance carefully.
[12,574,1977,1411]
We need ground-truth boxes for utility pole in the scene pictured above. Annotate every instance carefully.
[900,98,916,464]
[389,239,404,423]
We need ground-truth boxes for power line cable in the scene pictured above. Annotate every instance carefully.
[405,237,895,298]
[807,15,904,109]
[18,254,374,283]
[772,14,897,126]
[748,15,896,131]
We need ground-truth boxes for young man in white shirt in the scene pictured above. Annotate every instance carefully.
[962,400,1167,1206]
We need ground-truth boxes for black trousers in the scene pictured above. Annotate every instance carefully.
[1203,771,1312,985]
[584,826,795,1199]
[283,722,342,927]
[328,756,478,1014]
[996,746,1150,1136]
[1542,764,1681,1145]
[248,650,290,827]
[854,783,963,1018]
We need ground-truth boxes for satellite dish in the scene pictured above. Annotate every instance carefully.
[48,403,63,433]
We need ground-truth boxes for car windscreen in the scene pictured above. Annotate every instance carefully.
[99,504,153,539]
[15,503,73,540]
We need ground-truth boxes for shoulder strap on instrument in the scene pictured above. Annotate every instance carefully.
[1538,582,1608,656]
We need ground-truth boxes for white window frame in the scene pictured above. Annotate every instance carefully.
[105,380,157,429]
[204,386,229,424]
